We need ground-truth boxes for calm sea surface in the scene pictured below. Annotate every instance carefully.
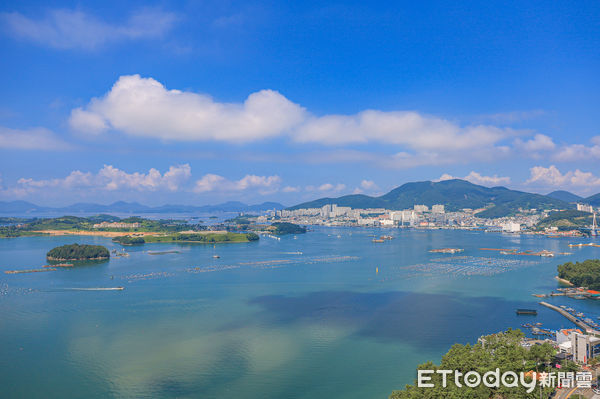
[1,227,600,398]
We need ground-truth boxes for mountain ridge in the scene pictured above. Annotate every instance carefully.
[0,200,285,215]
[289,179,583,217]
[546,190,583,203]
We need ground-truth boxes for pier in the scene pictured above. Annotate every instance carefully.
[539,301,600,336]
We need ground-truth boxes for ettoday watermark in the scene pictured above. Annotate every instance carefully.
[417,369,594,393]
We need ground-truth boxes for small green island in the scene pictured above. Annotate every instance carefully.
[557,259,600,289]
[47,243,110,261]
[113,232,259,245]
[271,222,307,235]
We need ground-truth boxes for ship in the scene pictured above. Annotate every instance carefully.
[516,309,537,315]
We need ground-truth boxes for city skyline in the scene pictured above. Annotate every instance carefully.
[1,1,599,206]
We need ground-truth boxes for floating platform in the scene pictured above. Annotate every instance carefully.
[429,248,464,254]
[516,309,538,315]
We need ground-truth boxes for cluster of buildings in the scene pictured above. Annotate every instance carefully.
[555,329,600,364]
[92,221,141,229]
[577,203,596,213]
[267,204,543,232]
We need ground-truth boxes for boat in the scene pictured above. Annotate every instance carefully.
[213,255,220,259]
[516,309,537,315]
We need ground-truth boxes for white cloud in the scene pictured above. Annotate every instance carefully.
[435,171,510,186]
[294,111,515,151]
[69,108,108,134]
[514,134,555,152]
[0,126,71,150]
[436,173,455,182]
[282,185,300,193]
[360,180,378,190]
[68,75,521,163]
[463,171,510,186]
[16,164,191,193]
[552,142,600,162]
[193,174,281,193]
[318,183,346,192]
[526,165,600,188]
[1,8,176,50]
[66,75,600,171]
[69,75,307,142]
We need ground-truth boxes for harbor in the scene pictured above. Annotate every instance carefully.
[539,301,600,335]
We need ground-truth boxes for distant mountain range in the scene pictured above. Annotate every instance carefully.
[289,179,599,218]
[0,200,285,215]
[545,190,582,203]
[586,193,600,207]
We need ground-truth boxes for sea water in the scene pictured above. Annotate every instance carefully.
[1,227,599,398]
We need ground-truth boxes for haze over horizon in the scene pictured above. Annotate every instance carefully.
[1,1,599,206]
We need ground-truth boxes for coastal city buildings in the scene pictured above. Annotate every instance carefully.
[268,204,548,232]
[92,221,141,229]
[577,203,595,213]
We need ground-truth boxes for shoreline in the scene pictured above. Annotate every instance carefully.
[32,229,231,238]
[555,276,574,286]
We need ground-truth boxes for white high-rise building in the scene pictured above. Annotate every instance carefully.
[577,203,594,213]
[414,204,429,213]
[431,204,445,214]
[501,222,521,232]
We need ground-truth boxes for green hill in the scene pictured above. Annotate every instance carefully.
[546,190,582,203]
[47,244,110,261]
[536,210,593,230]
[585,193,600,207]
[289,179,570,217]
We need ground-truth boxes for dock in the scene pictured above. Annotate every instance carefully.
[539,301,600,336]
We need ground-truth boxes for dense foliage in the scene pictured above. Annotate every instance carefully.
[0,226,45,237]
[47,243,110,260]
[390,329,556,399]
[0,215,204,234]
[143,232,259,243]
[536,210,593,231]
[271,222,306,235]
[112,235,146,245]
[289,179,571,216]
[558,259,600,289]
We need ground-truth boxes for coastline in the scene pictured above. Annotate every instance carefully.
[555,276,574,286]
[33,230,164,237]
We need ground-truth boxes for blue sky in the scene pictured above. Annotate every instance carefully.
[0,0,599,206]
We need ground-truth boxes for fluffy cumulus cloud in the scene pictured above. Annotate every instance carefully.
[1,164,289,200]
[15,164,191,194]
[69,75,307,142]
[0,126,71,150]
[312,183,346,192]
[552,139,600,162]
[0,8,176,50]
[281,186,300,193]
[62,75,600,171]
[294,111,513,151]
[193,174,281,194]
[360,180,378,190]
[514,134,555,152]
[526,165,600,188]
[68,75,520,162]
[436,171,510,186]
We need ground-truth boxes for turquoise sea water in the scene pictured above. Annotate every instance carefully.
[1,227,600,398]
